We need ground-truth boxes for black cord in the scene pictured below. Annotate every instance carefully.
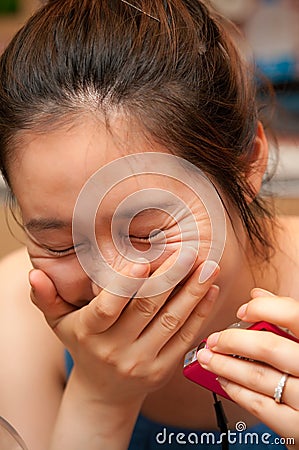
[212,393,229,450]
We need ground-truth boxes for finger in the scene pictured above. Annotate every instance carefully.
[251,288,275,298]
[157,284,219,367]
[29,269,76,328]
[237,296,299,338]
[205,328,299,377]
[112,247,200,339]
[197,349,299,410]
[138,260,219,353]
[78,260,150,334]
[216,378,299,439]
[137,246,200,299]
[117,251,219,344]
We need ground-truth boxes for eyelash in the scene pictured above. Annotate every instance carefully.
[46,245,76,256]
[128,229,162,242]
[47,230,162,255]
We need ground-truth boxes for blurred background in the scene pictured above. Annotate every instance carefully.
[0,0,299,259]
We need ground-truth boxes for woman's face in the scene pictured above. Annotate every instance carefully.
[9,115,234,306]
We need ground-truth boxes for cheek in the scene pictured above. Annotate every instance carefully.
[30,256,94,305]
[28,211,214,305]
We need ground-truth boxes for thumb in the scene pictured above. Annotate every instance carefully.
[29,269,76,329]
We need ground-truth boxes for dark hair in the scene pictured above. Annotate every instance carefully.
[0,0,276,260]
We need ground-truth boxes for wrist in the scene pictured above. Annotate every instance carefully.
[68,368,145,428]
[50,370,144,450]
[70,364,147,408]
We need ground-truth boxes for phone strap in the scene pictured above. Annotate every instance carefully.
[212,393,229,450]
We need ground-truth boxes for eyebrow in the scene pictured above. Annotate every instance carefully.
[24,218,72,233]
[24,202,176,232]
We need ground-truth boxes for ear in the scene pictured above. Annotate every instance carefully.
[246,121,269,201]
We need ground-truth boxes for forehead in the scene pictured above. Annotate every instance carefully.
[9,115,174,223]
[11,115,147,182]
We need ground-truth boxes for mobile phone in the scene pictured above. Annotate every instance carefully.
[183,321,299,401]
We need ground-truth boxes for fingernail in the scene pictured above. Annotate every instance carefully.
[92,282,101,296]
[207,331,221,348]
[251,288,275,298]
[205,285,220,302]
[217,376,228,387]
[130,258,148,277]
[197,348,213,365]
[28,270,35,288]
[237,303,248,319]
[198,260,219,284]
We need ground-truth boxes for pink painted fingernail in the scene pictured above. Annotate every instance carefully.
[197,348,213,365]
[237,303,248,319]
[217,376,228,387]
[198,260,219,283]
[92,283,101,296]
[251,288,275,298]
[28,270,36,291]
[207,332,220,348]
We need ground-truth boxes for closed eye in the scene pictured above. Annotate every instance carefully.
[129,229,163,242]
[46,245,76,256]
[45,242,89,256]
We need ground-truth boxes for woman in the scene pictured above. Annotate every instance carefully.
[0,1,298,449]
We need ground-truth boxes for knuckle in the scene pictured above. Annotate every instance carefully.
[249,363,267,387]
[93,302,115,322]
[118,359,140,378]
[184,282,204,300]
[258,334,279,359]
[114,282,140,299]
[97,346,119,367]
[117,352,150,379]
[178,327,196,346]
[160,312,181,333]
[132,296,158,317]
[74,325,90,346]
[75,328,86,345]
[149,365,167,389]
[163,269,180,288]
[192,307,207,322]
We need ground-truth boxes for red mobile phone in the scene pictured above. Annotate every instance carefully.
[183,321,299,401]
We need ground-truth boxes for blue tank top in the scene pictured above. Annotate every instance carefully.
[65,351,287,449]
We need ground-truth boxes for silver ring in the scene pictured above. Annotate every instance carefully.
[274,373,288,404]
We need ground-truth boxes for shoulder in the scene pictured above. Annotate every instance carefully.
[0,247,32,294]
[0,246,65,374]
[0,247,65,448]
[0,246,30,269]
